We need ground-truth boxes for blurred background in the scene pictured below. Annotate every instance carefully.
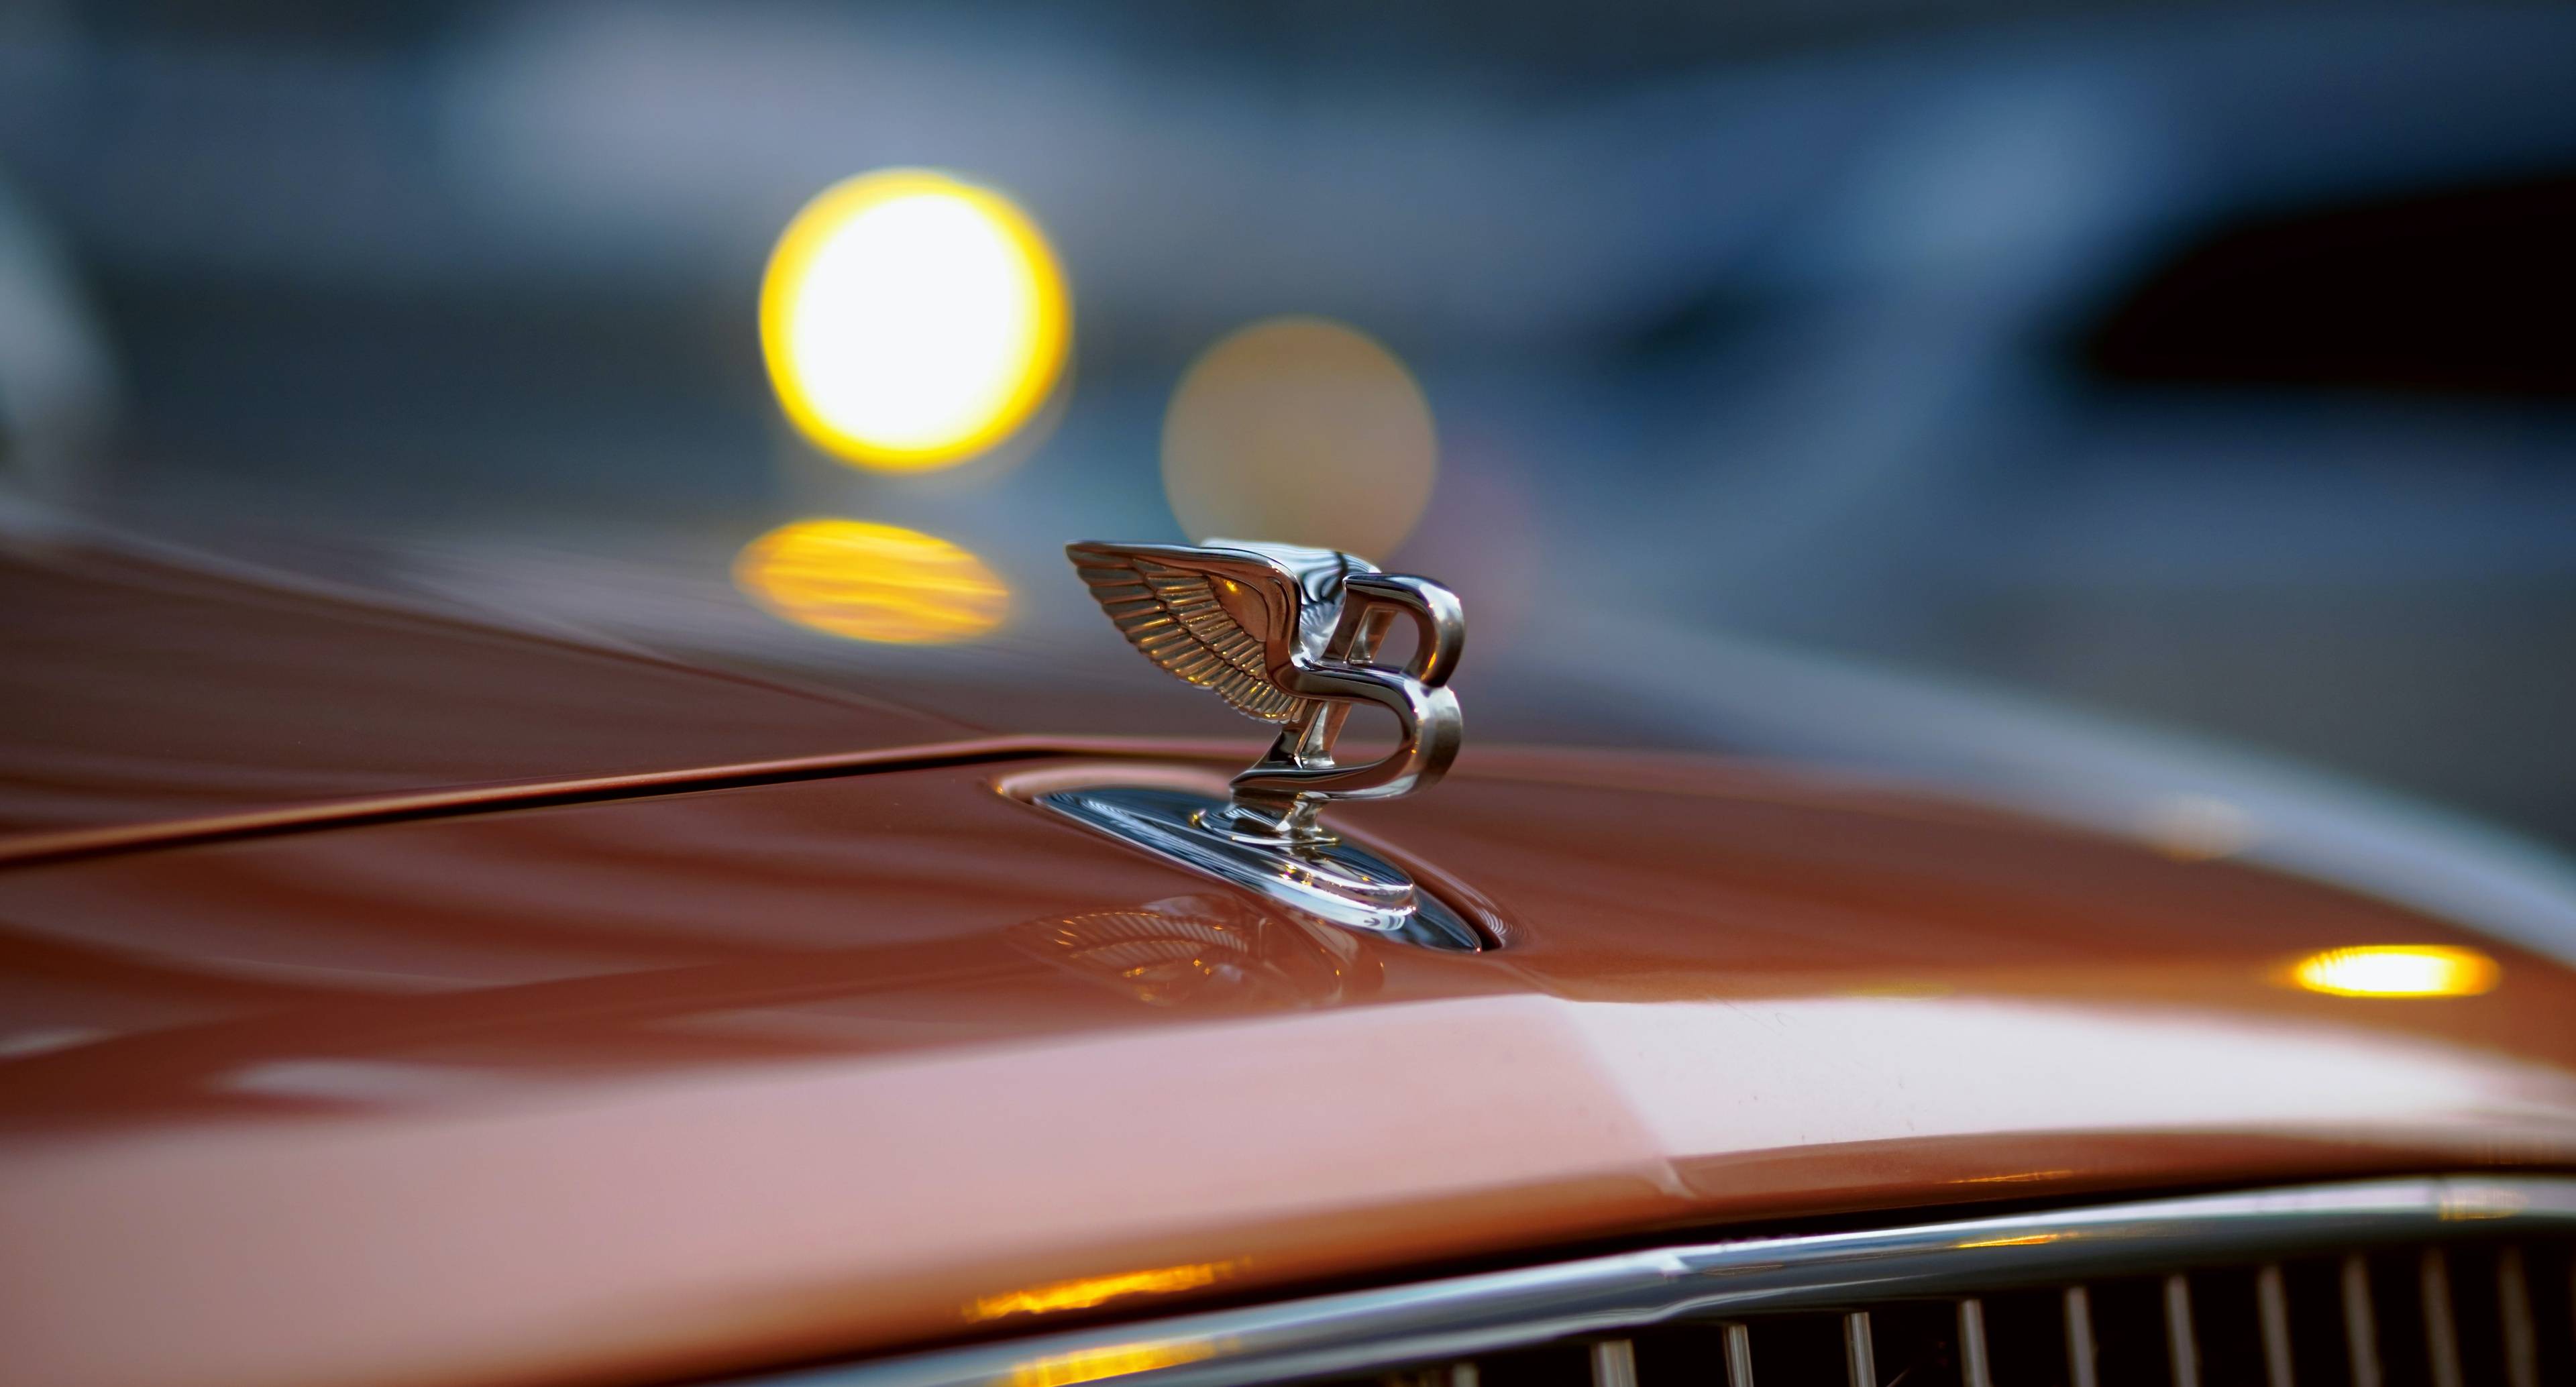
[1,1,2572,855]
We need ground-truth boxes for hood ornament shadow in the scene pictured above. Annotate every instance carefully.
[1040,539,1481,951]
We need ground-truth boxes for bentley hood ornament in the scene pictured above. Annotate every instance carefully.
[1067,539,1464,836]
[1035,539,1480,950]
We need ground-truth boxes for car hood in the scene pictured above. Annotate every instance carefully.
[3,744,2575,1387]
[3,534,2575,1387]
[0,535,970,844]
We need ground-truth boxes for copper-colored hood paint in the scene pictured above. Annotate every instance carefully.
[4,543,2576,1387]
[3,751,2575,1387]
[0,541,967,838]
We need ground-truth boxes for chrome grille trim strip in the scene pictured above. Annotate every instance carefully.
[729,1176,2576,1387]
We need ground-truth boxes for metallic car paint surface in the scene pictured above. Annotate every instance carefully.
[4,545,2576,1387]
[3,752,2575,1387]
[0,541,966,837]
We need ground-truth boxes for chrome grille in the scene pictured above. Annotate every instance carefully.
[1423,1241,2575,1386]
[731,1178,2576,1387]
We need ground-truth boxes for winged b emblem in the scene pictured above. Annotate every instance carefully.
[1067,539,1464,842]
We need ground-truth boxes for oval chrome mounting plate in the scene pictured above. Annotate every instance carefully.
[1033,785,1484,952]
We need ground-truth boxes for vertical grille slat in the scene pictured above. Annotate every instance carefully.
[1841,1312,1875,1387]
[1587,1340,1635,1387]
[2343,1253,2384,1387]
[2257,1264,2296,1387]
[2497,1248,2538,1387]
[1957,1298,1993,1387]
[2165,1273,2202,1387]
[2068,1284,2102,1387]
[1719,1325,1753,1387]
[2419,1251,2463,1387]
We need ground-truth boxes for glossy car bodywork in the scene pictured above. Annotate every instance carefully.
[3,541,2573,1387]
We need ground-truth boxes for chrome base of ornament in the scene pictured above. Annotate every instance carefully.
[1034,785,1483,952]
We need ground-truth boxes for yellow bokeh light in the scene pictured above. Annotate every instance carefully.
[761,169,1069,469]
[1162,316,1436,562]
[2288,944,2500,998]
[734,518,1008,644]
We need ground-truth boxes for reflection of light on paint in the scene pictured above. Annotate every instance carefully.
[734,519,1007,643]
[2288,945,2499,998]
[761,170,1069,469]
[1162,317,1436,562]
[1007,1341,1218,1387]
[2138,794,2255,861]
[969,1260,1242,1321]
